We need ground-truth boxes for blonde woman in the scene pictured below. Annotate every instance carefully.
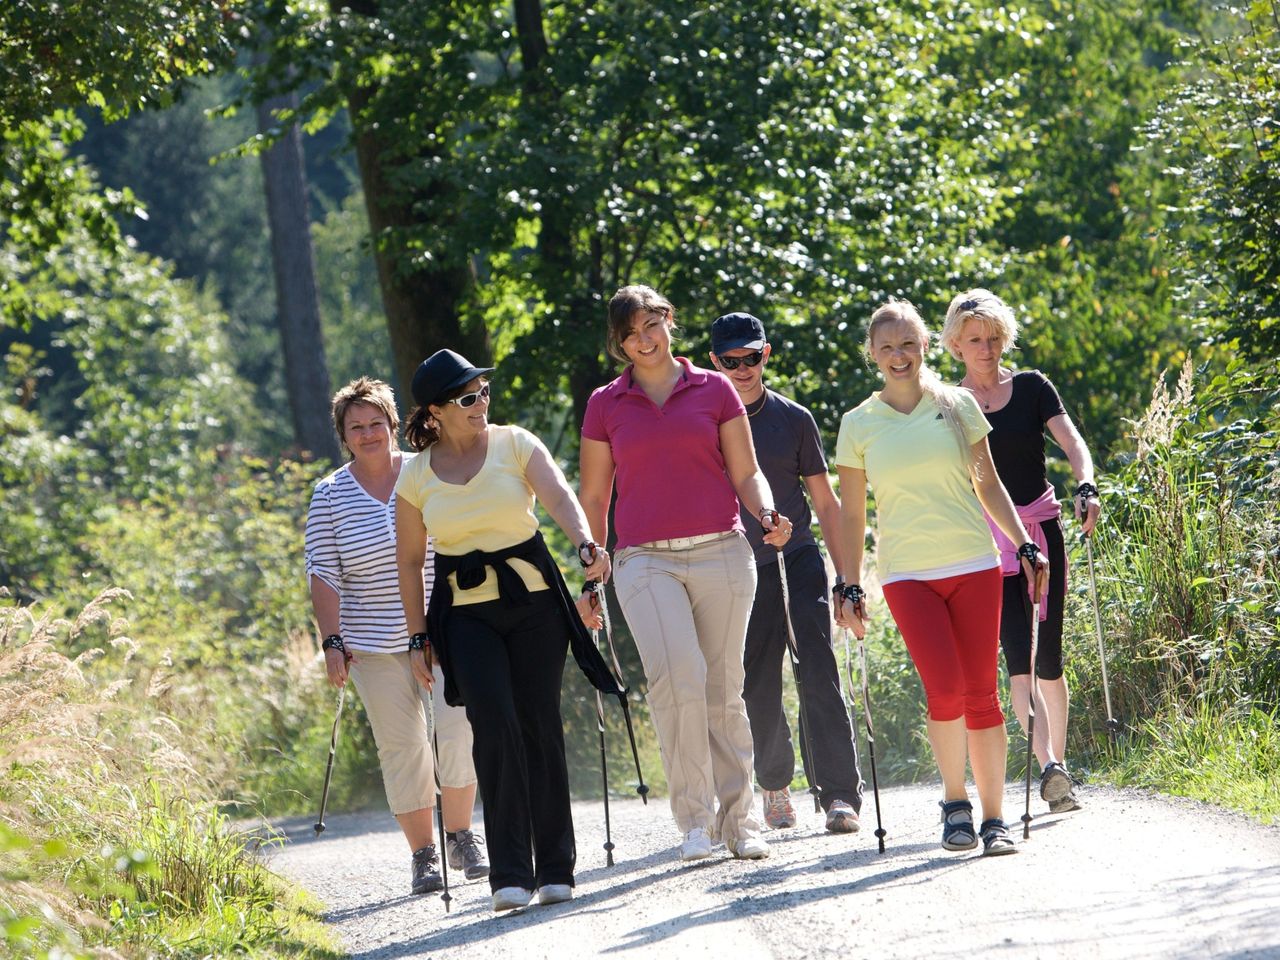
[941,288,1101,813]
[833,299,1048,855]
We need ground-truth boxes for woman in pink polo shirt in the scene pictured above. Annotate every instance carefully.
[579,284,793,864]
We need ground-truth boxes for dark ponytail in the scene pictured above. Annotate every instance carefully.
[404,405,440,451]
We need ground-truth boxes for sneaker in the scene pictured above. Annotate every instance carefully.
[939,799,978,851]
[446,829,491,881]
[1049,788,1082,813]
[762,787,797,829]
[825,799,861,834]
[536,883,573,905]
[492,886,534,912]
[725,834,771,860]
[1039,762,1073,804]
[410,844,443,894]
[979,818,1018,856]
[679,827,714,861]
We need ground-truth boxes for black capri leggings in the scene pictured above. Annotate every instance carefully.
[999,517,1067,680]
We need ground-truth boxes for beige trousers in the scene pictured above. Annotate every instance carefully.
[348,653,475,815]
[613,531,762,843]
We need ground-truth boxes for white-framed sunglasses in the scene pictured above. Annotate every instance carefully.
[446,383,491,408]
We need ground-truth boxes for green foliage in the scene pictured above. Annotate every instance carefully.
[0,0,237,127]
[1146,0,1280,359]
[0,592,343,959]
[1064,359,1280,816]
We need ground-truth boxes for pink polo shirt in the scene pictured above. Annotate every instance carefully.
[582,357,747,549]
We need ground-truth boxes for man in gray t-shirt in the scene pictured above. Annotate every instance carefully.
[709,312,864,834]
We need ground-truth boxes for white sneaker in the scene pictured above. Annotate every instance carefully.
[492,886,534,911]
[726,834,771,860]
[536,883,573,905]
[679,827,714,861]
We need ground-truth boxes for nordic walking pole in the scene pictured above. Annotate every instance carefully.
[314,682,347,837]
[1021,597,1041,841]
[595,581,650,804]
[1084,534,1120,741]
[582,580,617,866]
[841,616,885,853]
[426,689,453,913]
[595,689,616,867]
[777,548,822,814]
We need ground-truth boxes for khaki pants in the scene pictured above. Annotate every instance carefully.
[613,531,762,843]
[349,653,475,815]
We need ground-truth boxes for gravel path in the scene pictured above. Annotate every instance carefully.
[267,783,1280,960]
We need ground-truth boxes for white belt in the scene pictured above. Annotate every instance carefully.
[634,531,733,551]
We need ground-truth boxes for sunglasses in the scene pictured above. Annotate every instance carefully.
[716,350,765,370]
[446,383,491,408]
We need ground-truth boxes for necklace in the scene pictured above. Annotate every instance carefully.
[745,391,769,417]
[964,375,1004,411]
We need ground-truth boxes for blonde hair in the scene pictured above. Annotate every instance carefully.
[940,288,1019,359]
[331,377,400,457]
[866,298,977,467]
[606,285,678,365]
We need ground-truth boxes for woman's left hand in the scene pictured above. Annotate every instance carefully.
[409,644,434,691]
[582,547,611,585]
[761,510,793,549]
[576,589,604,630]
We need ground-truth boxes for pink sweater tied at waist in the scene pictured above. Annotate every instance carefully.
[985,486,1063,621]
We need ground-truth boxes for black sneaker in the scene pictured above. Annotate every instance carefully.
[1039,762,1073,804]
[411,844,443,894]
[446,829,490,881]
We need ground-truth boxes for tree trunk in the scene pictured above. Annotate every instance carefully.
[256,88,341,463]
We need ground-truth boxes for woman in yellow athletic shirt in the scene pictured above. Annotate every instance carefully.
[394,349,610,913]
[833,299,1049,856]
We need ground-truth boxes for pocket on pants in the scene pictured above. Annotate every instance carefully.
[721,533,757,599]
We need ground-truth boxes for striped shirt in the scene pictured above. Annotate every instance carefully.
[304,453,433,653]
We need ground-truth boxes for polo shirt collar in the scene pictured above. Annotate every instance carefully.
[620,356,707,397]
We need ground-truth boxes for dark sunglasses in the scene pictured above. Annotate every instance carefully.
[446,383,491,408]
[716,350,765,370]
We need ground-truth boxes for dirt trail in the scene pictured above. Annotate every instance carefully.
[267,783,1280,960]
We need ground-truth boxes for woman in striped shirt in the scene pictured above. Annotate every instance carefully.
[305,376,488,896]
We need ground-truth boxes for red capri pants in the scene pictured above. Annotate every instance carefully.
[882,566,1004,730]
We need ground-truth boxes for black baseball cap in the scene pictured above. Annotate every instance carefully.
[410,349,495,406]
[711,312,768,354]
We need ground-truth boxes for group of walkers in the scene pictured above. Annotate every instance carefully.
[303,284,1101,911]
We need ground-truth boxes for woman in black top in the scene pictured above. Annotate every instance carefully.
[941,289,1101,813]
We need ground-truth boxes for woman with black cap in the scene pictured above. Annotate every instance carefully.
[394,348,612,913]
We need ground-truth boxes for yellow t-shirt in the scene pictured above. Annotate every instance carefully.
[835,390,997,581]
[394,424,549,605]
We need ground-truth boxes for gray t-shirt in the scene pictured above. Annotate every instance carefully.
[739,389,827,566]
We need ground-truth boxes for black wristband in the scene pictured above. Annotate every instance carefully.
[408,632,429,652]
[1017,542,1043,564]
[322,634,346,654]
[839,583,866,605]
[1076,482,1100,501]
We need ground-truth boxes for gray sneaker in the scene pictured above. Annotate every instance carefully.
[446,829,490,881]
[410,844,443,894]
[1039,762,1073,804]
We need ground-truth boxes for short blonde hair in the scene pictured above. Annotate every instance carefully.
[940,288,1019,359]
[331,377,400,456]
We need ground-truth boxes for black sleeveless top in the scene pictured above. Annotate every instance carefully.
[982,370,1066,506]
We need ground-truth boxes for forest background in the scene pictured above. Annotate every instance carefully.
[1,0,1277,956]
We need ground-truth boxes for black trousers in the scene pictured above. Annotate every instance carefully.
[1000,517,1068,679]
[742,543,863,811]
[448,591,574,891]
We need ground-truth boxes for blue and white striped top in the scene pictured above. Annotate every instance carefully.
[304,453,434,654]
